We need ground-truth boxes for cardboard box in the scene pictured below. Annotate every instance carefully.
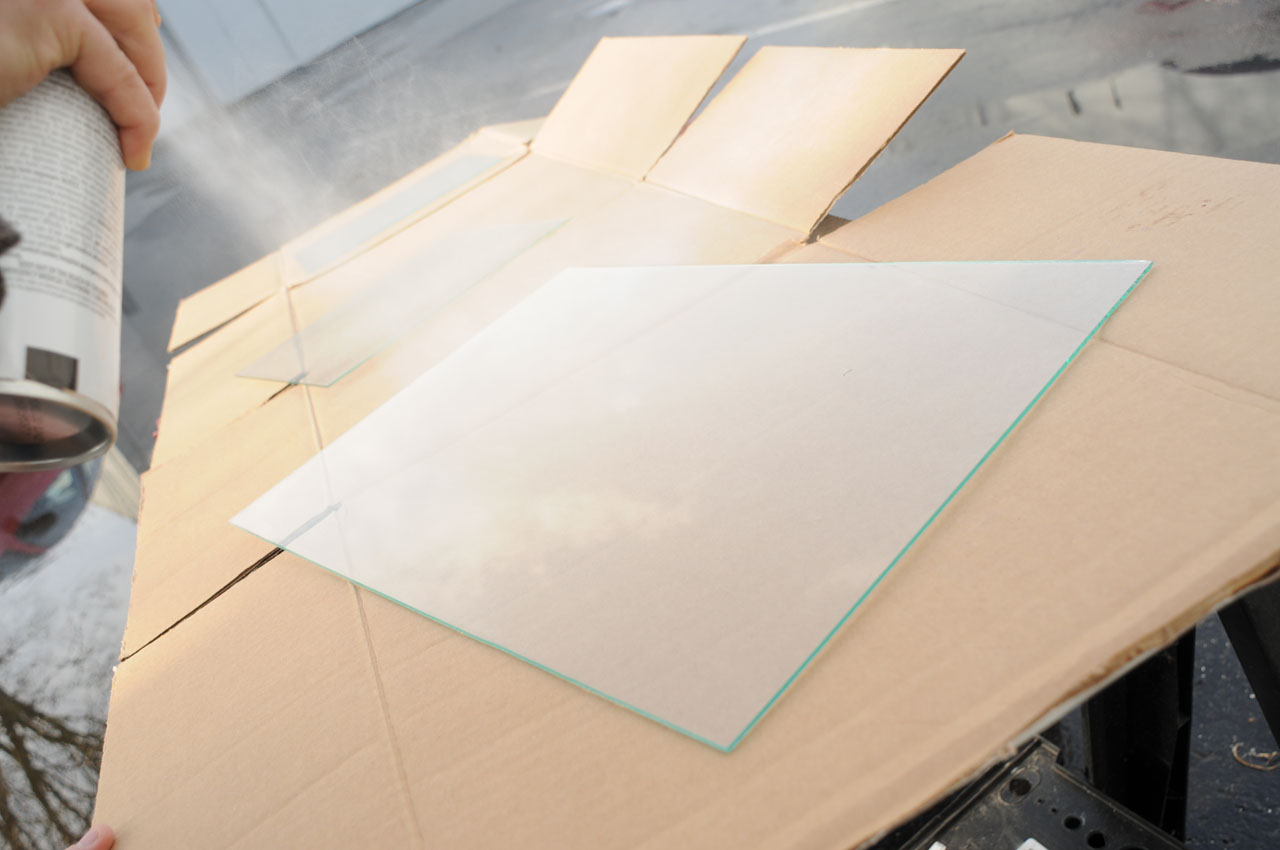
[121,38,962,660]
[98,37,1280,850]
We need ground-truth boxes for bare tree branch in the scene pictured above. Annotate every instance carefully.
[0,681,102,849]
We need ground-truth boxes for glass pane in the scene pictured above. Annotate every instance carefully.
[284,154,506,279]
[239,219,565,386]
[233,260,1150,750]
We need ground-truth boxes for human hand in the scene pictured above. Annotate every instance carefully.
[67,824,115,849]
[0,0,166,170]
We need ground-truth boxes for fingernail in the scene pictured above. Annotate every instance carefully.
[76,828,100,847]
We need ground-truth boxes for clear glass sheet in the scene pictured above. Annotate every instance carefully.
[233,260,1150,750]
[284,154,506,279]
[239,219,565,386]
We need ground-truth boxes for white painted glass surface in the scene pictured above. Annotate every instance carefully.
[233,260,1150,749]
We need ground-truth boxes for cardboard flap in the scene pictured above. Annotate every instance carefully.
[152,292,296,469]
[98,558,417,849]
[531,35,746,178]
[647,46,964,234]
[167,252,282,352]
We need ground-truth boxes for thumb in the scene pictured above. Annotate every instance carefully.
[68,824,115,849]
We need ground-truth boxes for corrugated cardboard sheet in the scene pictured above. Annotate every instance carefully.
[98,36,1280,850]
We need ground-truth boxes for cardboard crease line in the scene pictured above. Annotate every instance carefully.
[352,586,426,848]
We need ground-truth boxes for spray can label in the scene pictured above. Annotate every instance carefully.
[0,71,125,471]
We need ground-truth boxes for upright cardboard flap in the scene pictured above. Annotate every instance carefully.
[532,35,746,178]
[647,46,964,234]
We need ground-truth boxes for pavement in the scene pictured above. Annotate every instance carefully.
[6,0,1280,846]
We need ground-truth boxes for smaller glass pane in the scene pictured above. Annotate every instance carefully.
[240,219,565,386]
[285,154,506,279]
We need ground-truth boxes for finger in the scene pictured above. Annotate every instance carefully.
[67,7,160,169]
[68,823,115,849]
[83,0,167,107]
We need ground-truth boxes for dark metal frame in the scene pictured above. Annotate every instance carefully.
[1078,575,1280,840]
[876,575,1280,850]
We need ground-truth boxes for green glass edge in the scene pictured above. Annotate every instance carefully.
[723,260,1154,751]
[230,524,736,752]
[232,259,1153,752]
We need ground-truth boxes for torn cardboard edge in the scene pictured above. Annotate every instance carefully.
[98,458,1280,850]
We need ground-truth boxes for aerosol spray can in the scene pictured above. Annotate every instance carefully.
[0,71,125,471]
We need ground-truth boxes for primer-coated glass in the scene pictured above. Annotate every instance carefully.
[233,260,1150,750]
[240,219,565,386]
[285,154,506,279]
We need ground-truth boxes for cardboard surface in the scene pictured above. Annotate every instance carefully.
[121,388,314,657]
[100,335,1280,847]
[820,134,1280,401]
[151,292,296,469]
[532,35,745,178]
[102,40,1280,850]
[99,557,418,848]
